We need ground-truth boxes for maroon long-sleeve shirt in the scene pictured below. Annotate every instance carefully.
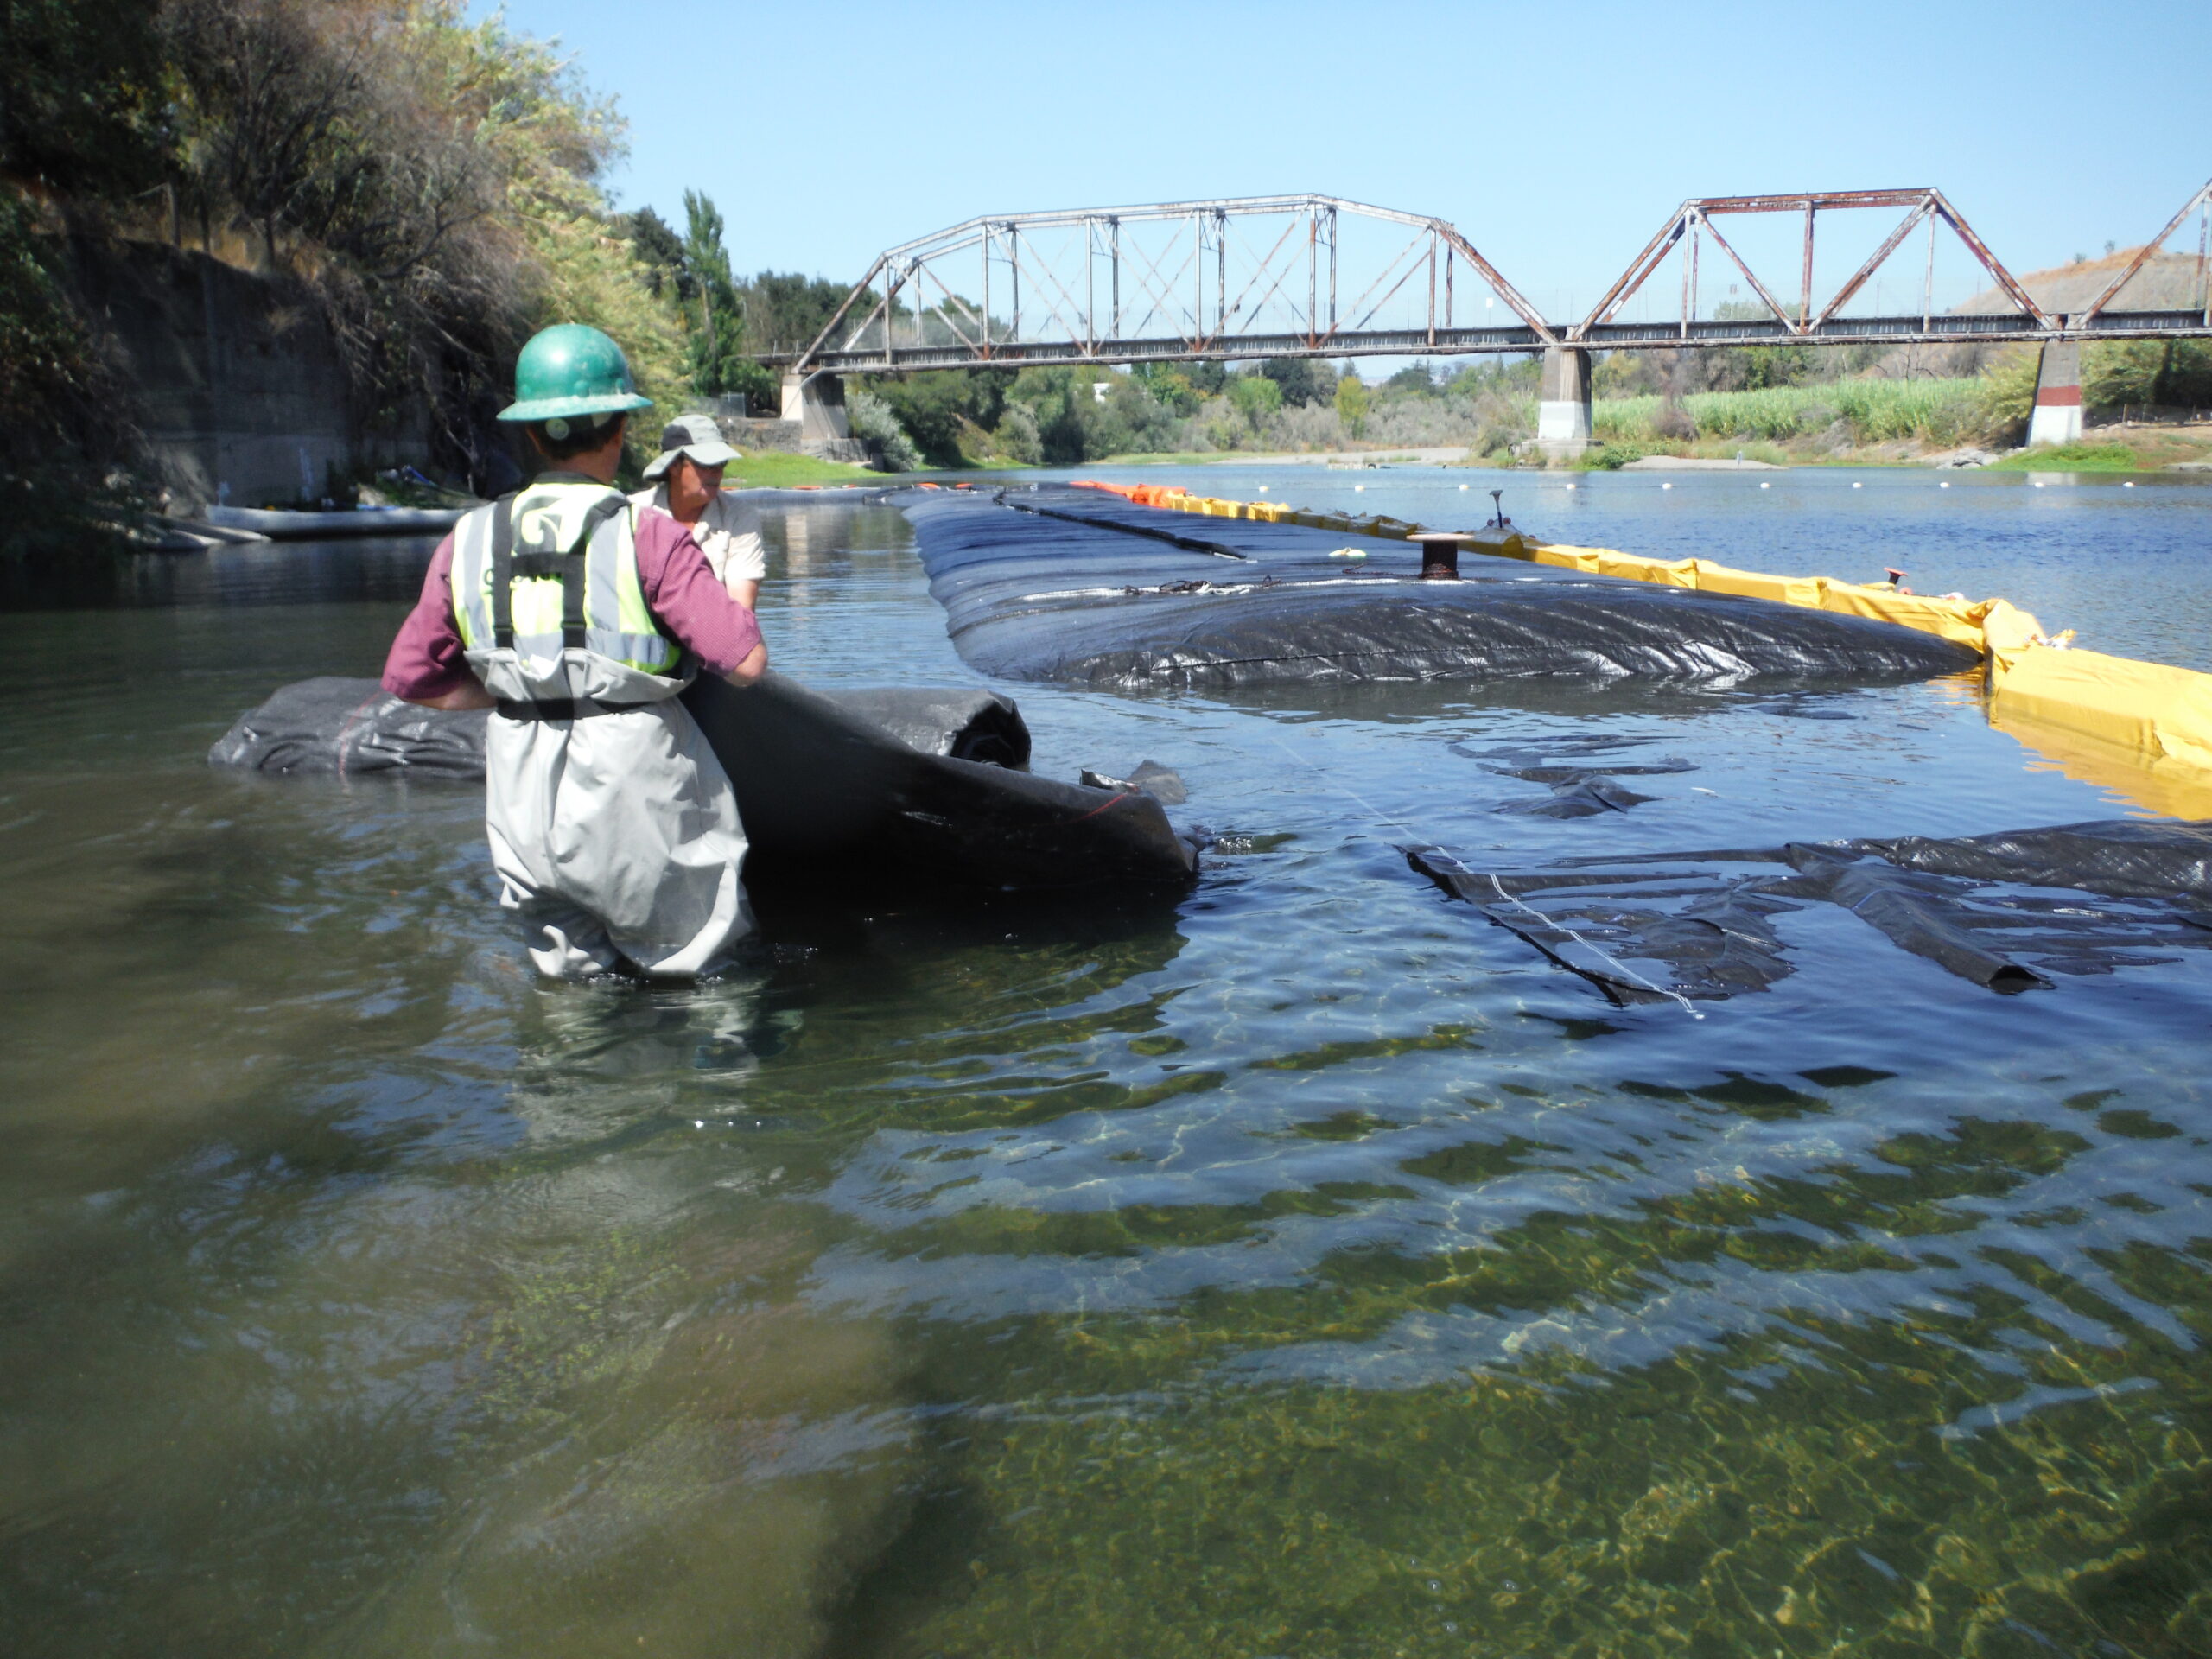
[381,505,761,701]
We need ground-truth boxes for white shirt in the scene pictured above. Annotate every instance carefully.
[631,485,766,589]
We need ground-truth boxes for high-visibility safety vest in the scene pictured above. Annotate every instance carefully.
[442,475,750,980]
[449,479,682,683]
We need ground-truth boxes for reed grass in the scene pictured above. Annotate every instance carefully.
[1593,378,1993,447]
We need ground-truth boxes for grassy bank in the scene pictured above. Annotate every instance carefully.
[1975,428,2212,472]
[725,453,892,488]
[1982,442,2142,472]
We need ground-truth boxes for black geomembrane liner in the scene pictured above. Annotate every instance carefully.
[1410,819,2212,1003]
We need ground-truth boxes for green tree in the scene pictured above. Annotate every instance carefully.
[992,402,1043,464]
[1440,356,1540,398]
[626,206,690,302]
[991,365,1181,464]
[2085,339,2212,410]
[1974,346,2041,438]
[843,387,921,470]
[1260,356,1332,406]
[1229,374,1282,432]
[1131,362,1201,416]
[738,270,853,354]
[1382,361,1438,397]
[1015,369,1092,462]
[2,0,171,199]
[861,369,1012,468]
[1334,372,1370,437]
[1707,300,1813,390]
[1103,375,1181,455]
[160,0,683,474]
[682,189,746,396]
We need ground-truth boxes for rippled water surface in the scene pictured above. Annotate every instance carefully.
[3,467,2209,1657]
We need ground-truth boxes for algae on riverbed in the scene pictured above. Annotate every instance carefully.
[839,1093,2212,1659]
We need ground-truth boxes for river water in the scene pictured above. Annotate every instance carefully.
[2,467,2208,1657]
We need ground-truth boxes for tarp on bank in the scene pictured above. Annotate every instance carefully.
[209,675,1195,890]
[897,486,1980,689]
[1409,819,2212,1004]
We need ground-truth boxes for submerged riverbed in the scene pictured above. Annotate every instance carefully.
[2,467,2208,1657]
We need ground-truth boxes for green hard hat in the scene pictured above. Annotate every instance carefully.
[496,323,654,423]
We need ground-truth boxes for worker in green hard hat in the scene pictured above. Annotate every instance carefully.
[381,323,770,978]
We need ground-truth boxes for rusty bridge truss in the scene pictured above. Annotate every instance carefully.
[780,181,2212,376]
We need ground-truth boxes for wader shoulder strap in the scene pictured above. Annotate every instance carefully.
[492,493,626,652]
[560,495,627,648]
[487,492,521,649]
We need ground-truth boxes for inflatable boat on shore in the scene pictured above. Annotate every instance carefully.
[207,504,468,538]
[199,486,897,543]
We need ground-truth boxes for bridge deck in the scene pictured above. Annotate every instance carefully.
[764,308,2212,372]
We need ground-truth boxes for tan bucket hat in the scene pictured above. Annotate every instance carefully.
[641,413,741,480]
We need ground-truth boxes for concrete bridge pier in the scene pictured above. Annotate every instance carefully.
[1536,346,1592,461]
[781,372,851,442]
[780,372,880,463]
[2026,335,2083,448]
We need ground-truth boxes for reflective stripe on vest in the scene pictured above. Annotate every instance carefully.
[449,482,682,676]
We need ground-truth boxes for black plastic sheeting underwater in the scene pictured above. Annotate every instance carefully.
[1408,819,2212,1004]
[207,677,488,779]
[896,486,1982,690]
[208,676,1193,890]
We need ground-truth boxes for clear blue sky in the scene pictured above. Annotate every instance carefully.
[490,0,2211,321]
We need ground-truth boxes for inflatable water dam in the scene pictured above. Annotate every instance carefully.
[209,675,1197,891]
[895,485,1982,689]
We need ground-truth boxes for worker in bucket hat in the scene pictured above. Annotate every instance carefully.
[379,325,767,979]
[633,414,765,611]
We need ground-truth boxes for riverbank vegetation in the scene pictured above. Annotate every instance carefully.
[849,337,2212,474]
[1,0,785,581]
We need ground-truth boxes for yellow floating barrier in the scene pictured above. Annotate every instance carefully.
[1999,672,2212,827]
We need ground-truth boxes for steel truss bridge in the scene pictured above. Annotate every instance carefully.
[779,181,2212,377]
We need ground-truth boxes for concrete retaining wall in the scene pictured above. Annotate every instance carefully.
[59,237,428,510]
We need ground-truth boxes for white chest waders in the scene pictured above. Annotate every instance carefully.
[454,484,752,978]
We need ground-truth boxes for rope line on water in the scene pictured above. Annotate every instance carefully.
[1261,732,1703,1022]
[1479,873,1703,1020]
